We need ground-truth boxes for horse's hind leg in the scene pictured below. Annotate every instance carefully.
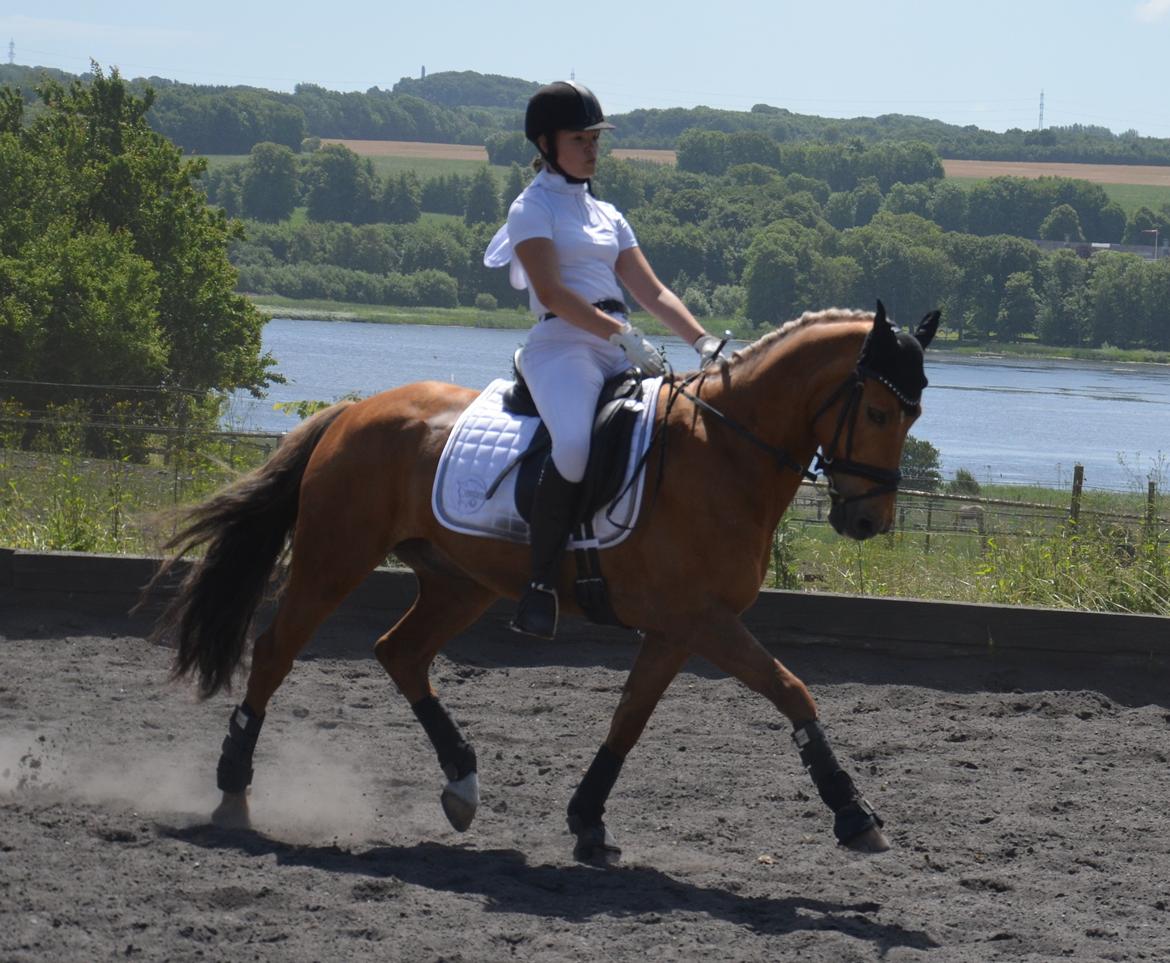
[568,631,689,864]
[212,528,396,828]
[374,561,499,833]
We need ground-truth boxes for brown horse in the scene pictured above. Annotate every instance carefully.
[153,301,939,862]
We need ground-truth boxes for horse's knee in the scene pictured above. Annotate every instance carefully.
[375,637,430,699]
[767,661,817,722]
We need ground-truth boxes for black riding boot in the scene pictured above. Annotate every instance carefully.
[511,461,582,639]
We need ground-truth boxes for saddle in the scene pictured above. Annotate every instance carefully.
[501,349,646,524]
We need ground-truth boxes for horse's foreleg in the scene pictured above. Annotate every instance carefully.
[684,611,889,853]
[568,631,689,865]
[375,569,498,833]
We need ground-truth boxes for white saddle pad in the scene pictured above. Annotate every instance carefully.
[432,377,662,549]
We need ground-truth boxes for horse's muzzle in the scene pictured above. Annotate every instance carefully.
[829,500,890,541]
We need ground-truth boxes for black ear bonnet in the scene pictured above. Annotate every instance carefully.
[857,300,940,409]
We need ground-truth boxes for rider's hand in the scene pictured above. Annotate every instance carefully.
[609,323,666,377]
[692,333,728,370]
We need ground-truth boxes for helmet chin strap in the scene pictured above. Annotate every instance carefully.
[539,144,590,186]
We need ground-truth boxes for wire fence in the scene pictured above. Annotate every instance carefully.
[1,380,1167,613]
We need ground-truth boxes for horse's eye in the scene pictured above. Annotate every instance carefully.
[866,405,888,426]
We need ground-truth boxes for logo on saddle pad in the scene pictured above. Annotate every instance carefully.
[432,378,661,549]
[455,477,488,514]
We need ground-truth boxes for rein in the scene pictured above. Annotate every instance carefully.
[672,365,911,507]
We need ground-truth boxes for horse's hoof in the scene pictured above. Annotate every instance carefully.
[843,826,891,853]
[441,771,479,832]
[571,822,622,867]
[211,792,251,830]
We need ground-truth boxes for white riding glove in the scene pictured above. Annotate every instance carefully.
[692,333,728,370]
[608,323,666,377]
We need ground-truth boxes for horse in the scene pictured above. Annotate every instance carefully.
[151,301,940,863]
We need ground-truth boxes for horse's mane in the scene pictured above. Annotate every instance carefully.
[727,307,874,372]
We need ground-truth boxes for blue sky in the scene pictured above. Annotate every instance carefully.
[4,1,1170,136]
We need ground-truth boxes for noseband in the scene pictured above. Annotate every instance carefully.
[809,369,915,506]
[676,366,915,508]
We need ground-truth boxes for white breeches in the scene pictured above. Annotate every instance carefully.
[520,317,632,483]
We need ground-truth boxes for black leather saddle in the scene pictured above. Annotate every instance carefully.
[500,349,649,526]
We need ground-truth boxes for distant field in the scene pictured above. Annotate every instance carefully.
[199,142,1170,212]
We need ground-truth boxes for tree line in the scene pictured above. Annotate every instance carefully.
[5,64,1170,164]
[212,141,1170,350]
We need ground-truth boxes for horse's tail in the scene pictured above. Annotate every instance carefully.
[149,400,356,699]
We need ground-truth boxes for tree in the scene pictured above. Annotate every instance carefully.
[501,162,527,210]
[484,130,531,167]
[0,66,274,428]
[996,272,1040,341]
[1038,204,1084,242]
[463,166,500,225]
[901,436,942,491]
[241,142,298,222]
[305,143,379,223]
[382,170,422,224]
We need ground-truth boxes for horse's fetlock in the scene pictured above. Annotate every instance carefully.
[217,703,264,793]
[412,695,476,779]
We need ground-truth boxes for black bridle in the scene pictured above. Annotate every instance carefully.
[674,364,915,508]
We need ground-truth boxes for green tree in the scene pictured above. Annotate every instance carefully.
[501,162,527,210]
[382,170,422,224]
[1038,204,1084,242]
[901,435,942,491]
[0,67,274,425]
[305,143,379,223]
[242,141,299,222]
[463,166,500,225]
[996,272,1040,341]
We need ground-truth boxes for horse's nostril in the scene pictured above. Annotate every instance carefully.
[854,516,874,538]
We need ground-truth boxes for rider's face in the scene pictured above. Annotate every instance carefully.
[550,129,601,179]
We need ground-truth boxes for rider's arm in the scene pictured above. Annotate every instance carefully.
[513,238,626,340]
[615,247,707,346]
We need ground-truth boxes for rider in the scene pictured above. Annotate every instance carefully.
[486,80,727,639]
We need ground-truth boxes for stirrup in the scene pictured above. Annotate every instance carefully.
[511,583,558,639]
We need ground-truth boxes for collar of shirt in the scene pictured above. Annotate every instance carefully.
[533,169,587,195]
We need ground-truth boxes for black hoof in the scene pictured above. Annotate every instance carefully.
[568,815,621,866]
[834,798,885,849]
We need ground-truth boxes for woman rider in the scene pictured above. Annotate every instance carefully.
[486,80,726,639]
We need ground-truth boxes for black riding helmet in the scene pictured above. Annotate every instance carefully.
[525,81,614,182]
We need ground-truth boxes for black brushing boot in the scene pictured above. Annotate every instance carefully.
[512,461,582,639]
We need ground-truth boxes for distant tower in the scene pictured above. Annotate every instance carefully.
[570,68,575,81]
[421,65,426,80]
[1038,89,1045,130]
[7,39,13,65]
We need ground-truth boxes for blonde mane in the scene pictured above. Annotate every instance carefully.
[726,307,874,371]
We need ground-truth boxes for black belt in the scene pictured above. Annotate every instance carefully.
[540,299,628,322]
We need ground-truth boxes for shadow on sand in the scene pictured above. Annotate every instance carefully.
[162,824,939,953]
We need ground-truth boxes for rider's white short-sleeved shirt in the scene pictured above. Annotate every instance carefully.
[503,170,638,318]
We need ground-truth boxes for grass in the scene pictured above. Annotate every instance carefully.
[197,152,512,186]
[944,175,1170,216]
[249,295,534,328]
[2,397,1165,615]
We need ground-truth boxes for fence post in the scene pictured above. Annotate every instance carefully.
[924,500,933,553]
[1068,464,1084,527]
[1146,480,1157,543]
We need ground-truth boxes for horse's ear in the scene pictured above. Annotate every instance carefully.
[914,310,941,349]
[860,299,897,365]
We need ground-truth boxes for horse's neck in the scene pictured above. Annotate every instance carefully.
[707,325,862,457]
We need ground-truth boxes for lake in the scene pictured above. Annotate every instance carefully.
[226,319,1170,492]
